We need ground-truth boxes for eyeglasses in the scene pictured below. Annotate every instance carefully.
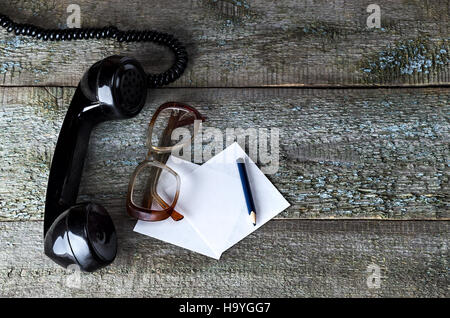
[126,102,205,222]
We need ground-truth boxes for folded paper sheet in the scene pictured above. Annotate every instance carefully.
[134,142,290,259]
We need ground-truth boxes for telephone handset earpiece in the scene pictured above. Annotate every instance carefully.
[0,14,188,271]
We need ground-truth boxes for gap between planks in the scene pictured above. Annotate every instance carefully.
[1,84,450,89]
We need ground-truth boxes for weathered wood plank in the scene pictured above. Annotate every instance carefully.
[0,87,448,221]
[0,219,448,297]
[0,0,448,87]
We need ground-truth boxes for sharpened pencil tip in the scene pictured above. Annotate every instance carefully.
[250,211,256,226]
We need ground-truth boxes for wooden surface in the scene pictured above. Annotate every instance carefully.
[1,220,448,297]
[1,87,449,220]
[0,0,448,87]
[0,0,449,297]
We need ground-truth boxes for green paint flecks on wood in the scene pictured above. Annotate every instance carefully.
[1,87,448,221]
[0,220,448,297]
[0,37,26,75]
[1,0,449,87]
[359,37,449,83]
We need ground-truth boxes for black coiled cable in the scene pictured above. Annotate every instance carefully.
[0,14,188,87]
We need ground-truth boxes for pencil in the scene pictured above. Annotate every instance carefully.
[236,158,257,226]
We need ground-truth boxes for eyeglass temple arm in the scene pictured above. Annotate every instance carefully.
[148,185,183,221]
[141,112,181,209]
[149,112,202,221]
[141,110,206,212]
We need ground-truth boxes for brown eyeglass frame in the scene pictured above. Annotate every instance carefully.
[126,102,205,222]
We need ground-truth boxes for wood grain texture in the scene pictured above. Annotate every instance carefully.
[0,0,448,87]
[0,87,448,221]
[0,219,447,297]
[0,1,448,298]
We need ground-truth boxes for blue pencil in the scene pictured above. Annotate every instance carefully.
[237,158,257,226]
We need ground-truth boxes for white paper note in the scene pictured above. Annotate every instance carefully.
[134,142,290,259]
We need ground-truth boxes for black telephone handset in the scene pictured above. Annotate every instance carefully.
[44,56,147,272]
[0,14,188,271]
